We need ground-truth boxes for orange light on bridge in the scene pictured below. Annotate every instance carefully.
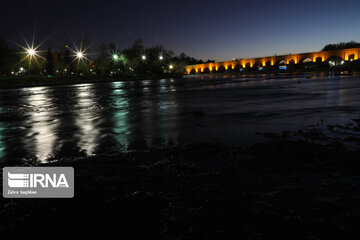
[345,53,358,61]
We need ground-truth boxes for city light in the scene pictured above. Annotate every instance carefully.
[19,36,44,66]
[142,55,146,60]
[27,48,36,56]
[76,51,84,59]
[113,54,119,61]
[169,64,174,69]
[69,41,90,69]
[159,55,163,60]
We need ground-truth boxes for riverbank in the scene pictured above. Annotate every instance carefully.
[0,73,183,89]
[184,70,359,79]
[1,118,360,239]
[1,70,358,89]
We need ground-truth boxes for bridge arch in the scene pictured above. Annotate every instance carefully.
[252,62,259,68]
[265,60,271,66]
[228,64,235,71]
[327,56,344,66]
[276,60,286,65]
[315,57,323,63]
[217,66,226,73]
[301,58,312,63]
[288,59,296,65]
[312,54,326,63]
[347,54,355,61]
[233,64,242,71]
[344,50,358,61]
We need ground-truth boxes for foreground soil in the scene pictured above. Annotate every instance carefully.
[1,134,360,239]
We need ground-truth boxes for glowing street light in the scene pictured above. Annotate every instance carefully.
[18,35,45,67]
[141,55,146,60]
[113,54,119,61]
[22,46,41,66]
[76,51,84,59]
[70,41,90,69]
[27,48,36,57]
[169,64,174,69]
[159,55,163,60]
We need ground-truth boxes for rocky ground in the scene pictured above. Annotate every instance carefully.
[1,118,360,239]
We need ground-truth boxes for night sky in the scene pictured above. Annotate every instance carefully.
[2,0,360,61]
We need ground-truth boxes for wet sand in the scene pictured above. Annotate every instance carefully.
[1,118,360,239]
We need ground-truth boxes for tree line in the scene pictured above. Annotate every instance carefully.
[0,36,213,77]
[322,41,360,51]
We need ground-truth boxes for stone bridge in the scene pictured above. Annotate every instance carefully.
[185,48,360,74]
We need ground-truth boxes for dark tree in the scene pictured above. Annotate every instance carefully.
[0,36,15,76]
[45,48,55,75]
[121,39,145,74]
[322,41,360,51]
[63,49,74,74]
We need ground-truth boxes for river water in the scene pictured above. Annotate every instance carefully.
[0,73,360,162]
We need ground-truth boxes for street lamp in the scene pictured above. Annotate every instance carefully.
[169,64,174,69]
[141,55,146,60]
[76,51,84,59]
[27,48,36,57]
[159,55,163,60]
[113,54,119,61]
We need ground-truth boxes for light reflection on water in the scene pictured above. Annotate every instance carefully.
[111,81,130,148]
[24,87,59,162]
[74,84,100,155]
[0,118,4,159]
[0,74,360,163]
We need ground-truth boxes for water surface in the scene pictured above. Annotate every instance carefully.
[1,73,360,162]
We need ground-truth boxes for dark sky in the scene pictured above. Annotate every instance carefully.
[2,0,360,61]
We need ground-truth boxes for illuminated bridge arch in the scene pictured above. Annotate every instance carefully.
[218,66,226,72]
[288,59,296,64]
[327,56,344,65]
[276,60,286,65]
[301,58,313,63]
[203,67,210,74]
[244,62,251,68]
[315,57,323,63]
[233,64,242,71]
[252,62,261,68]
[185,48,360,74]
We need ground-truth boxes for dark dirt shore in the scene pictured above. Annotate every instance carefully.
[1,120,360,239]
